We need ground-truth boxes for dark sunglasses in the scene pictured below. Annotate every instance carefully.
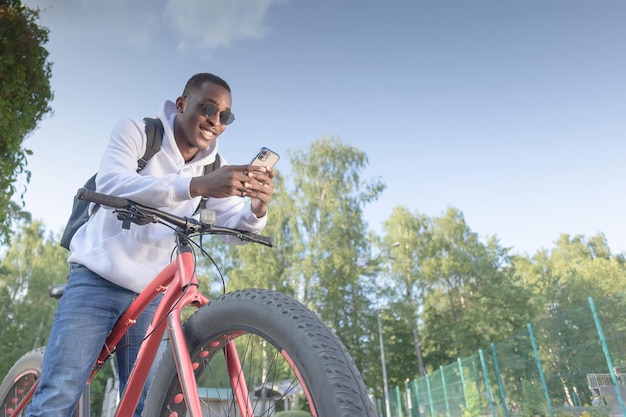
[198,100,235,125]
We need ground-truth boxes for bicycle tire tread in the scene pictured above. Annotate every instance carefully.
[225,289,374,415]
[144,288,376,417]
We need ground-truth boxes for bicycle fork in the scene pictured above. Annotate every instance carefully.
[225,342,254,417]
[169,244,255,417]
[167,294,255,417]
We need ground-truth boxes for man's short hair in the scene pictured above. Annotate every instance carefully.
[183,73,231,96]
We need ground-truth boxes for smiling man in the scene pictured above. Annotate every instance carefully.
[27,73,275,417]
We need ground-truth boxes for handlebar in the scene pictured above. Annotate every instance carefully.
[76,188,273,247]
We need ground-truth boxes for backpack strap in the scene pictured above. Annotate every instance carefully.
[138,118,221,214]
[197,154,222,213]
[122,117,162,230]
[139,117,164,171]
[61,118,167,248]
[203,153,221,175]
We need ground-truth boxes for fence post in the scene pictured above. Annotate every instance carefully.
[426,373,435,417]
[458,358,469,411]
[491,342,509,417]
[405,380,413,417]
[588,296,626,416]
[377,398,385,417]
[396,385,404,417]
[479,349,496,417]
[412,379,421,417]
[527,323,554,417]
[441,366,451,417]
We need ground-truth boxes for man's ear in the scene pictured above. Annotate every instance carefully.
[175,96,185,112]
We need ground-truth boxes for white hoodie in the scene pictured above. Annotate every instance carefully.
[68,100,267,293]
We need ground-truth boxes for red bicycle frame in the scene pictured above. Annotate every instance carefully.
[10,238,255,417]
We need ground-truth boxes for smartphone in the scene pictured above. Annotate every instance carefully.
[250,147,280,168]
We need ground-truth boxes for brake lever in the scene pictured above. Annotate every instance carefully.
[114,208,157,227]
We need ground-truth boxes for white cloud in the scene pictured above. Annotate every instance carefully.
[164,0,286,52]
[24,0,127,31]
[23,0,286,52]
[23,0,157,49]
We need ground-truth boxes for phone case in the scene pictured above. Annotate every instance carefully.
[250,147,280,168]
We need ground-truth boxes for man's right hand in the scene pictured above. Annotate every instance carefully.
[189,165,273,201]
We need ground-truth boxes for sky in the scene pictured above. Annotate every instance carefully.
[16,0,626,256]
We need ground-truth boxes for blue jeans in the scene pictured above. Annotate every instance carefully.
[27,264,161,417]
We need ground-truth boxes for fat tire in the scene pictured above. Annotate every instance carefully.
[143,288,376,417]
[0,348,45,416]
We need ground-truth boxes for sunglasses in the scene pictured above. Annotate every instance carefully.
[189,97,235,125]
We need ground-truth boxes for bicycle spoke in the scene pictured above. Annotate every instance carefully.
[143,289,376,417]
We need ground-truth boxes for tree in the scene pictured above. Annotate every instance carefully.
[0,0,53,245]
[418,208,535,364]
[546,233,626,309]
[513,233,626,408]
[205,170,299,297]
[0,218,115,413]
[0,219,67,377]
[380,206,432,376]
[203,136,387,393]
[286,136,385,377]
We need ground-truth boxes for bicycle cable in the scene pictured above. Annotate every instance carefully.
[190,233,227,295]
[115,220,228,351]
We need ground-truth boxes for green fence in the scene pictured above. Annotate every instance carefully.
[379,296,626,417]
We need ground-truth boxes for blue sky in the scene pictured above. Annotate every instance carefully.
[18,0,626,256]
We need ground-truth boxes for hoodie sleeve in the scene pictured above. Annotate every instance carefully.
[95,117,193,208]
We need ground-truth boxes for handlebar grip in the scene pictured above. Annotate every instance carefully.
[244,232,273,247]
[76,188,130,209]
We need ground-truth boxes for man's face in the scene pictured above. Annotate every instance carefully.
[176,81,232,151]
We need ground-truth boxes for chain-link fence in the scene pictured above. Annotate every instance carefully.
[378,295,626,417]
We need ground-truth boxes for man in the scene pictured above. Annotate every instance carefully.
[27,73,275,416]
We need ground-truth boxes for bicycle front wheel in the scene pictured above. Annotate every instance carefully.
[143,288,376,417]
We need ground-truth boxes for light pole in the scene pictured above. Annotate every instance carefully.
[378,309,392,417]
[376,242,399,417]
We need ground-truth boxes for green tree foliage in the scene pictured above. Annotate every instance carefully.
[212,171,297,296]
[0,0,53,245]
[514,233,626,317]
[219,136,386,385]
[377,302,420,390]
[543,233,625,310]
[461,379,486,417]
[380,206,433,376]
[0,219,126,413]
[287,136,385,375]
[421,208,536,364]
[0,219,67,377]
[3,136,626,415]
[510,234,626,408]
[379,206,536,379]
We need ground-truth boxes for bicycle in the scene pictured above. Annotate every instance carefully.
[0,188,377,417]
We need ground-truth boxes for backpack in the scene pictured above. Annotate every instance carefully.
[60,117,221,250]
